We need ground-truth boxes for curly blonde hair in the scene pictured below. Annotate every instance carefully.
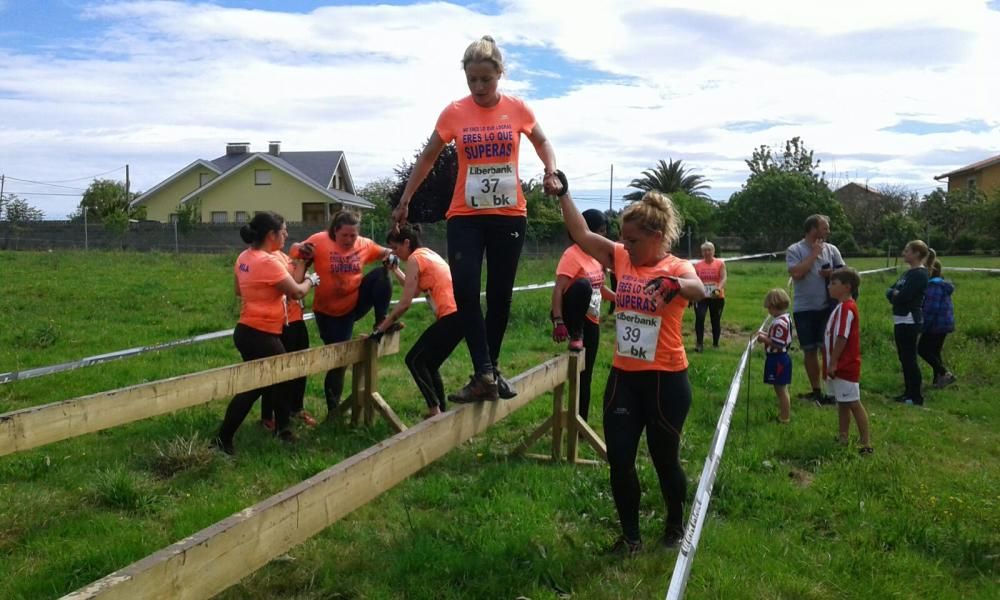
[622,191,683,248]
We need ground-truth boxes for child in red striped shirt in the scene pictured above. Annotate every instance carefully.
[824,268,872,455]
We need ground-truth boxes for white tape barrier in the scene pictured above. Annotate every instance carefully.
[0,281,558,385]
[665,318,765,600]
[943,267,1000,274]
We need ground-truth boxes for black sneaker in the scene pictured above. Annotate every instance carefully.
[859,446,874,456]
[934,373,956,389]
[798,390,821,401]
[448,374,499,404]
[662,526,684,549]
[820,394,836,406]
[606,536,643,557]
[213,435,234,456]
[495,369,517,399]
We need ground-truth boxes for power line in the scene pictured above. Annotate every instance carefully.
[3,191,83,197]
[2,176,87,191]
[16,166,125,184]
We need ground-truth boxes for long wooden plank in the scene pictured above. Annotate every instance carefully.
[63,353,571,600]
[0,334,400,456]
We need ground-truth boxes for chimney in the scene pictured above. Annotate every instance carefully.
[226,142,250,156]
[268,141,281,156]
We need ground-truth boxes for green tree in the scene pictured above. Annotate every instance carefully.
[389,142,458,223]
[837,184,911,249]
[0,193,45,222]
[917,187,985,248]
[876,212,922,254]
[74,179,146,233]
[357,176,395,236]
[174,200,201,234]
[624,158,711,201]
[746,136,824,182]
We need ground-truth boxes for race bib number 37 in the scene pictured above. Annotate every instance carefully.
[465,163,517,209]
[616,311,661,362]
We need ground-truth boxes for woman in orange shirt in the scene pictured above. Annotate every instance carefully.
[550,208,615,422]
[392,35,562,404]
[693,241,727,352]
[373,224,464,418]
[216,212,319,455]
[556,176,705,555]
[297,210,393,419]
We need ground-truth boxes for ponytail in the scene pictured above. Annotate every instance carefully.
[240,211,284,248]
[386,223,422,249]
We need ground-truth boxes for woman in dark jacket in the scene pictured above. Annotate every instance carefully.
[886,240,934,406]
[918,259,956,388]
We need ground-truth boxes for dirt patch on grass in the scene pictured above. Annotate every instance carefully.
[788,467,814,487]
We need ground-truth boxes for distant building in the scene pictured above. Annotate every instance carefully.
[934,153,1000,195]
[132,141,373,224]
[834,182,886,205]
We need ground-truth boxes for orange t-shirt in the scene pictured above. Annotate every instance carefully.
[556,244,606,324]
[305,232,386,317]
[409,247,458,319]
[612,244,696,372]
[235,248,289,335]
[435,94,537,219]
[694,258,725,299]
[276,250,304,323]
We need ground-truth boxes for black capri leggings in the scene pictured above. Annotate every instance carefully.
[562,278,601,421]
[447,215,526,377]
[603,368,692,542]
[314,268,391,410]
[219,323,292,442]
[262,318,310,420]
[405,312,464,411]
[694,297,725,347]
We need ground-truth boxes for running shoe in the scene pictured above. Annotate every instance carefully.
[934,373,956,388]
[859,446,874,456]
[261,418,276,433]
[568,336,584,352]
[606,536,643,557]
[448,373,499,403]
[213,435,234,456]
[495,369,517,399]
[297,411,318,427]
[662,526,684,549]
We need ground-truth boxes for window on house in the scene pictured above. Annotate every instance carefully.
[255,169,272,185]
[967,177,977,190]
[199,172,212,186]
[235,211,249,224]
[302,203,326,225]
[211,211,228,224]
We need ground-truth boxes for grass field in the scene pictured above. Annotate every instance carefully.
[1,250,998,599]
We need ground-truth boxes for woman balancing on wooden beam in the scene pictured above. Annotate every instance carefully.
[392,35,562,404]
[370,224,463,418]
[216,211,320,455]
[293,210,400,421]
[553,171,706,555]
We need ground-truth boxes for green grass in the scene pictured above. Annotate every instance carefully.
[0,250,998,599]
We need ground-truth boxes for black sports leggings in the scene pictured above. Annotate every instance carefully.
[219,323,292,442]
[262,318,309,420]
[405,312,464,410]
[447,215,526,376]
[562,278,601,421]
[894,323,923,402]
[603,368,692,541]
[314,268,391,410]
[694,298,725,346]
[917,332,948,379]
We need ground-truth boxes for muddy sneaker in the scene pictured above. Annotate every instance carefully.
[662,525,685,549]
[859,446,874,456]
[448,373,499,404]
[495,369,517,399]
[213,435,234,456]
[260,418,276,433]
[296,411,318,428]
[606,536,643,557]
[934,373,956,389]
[568,336,584,352]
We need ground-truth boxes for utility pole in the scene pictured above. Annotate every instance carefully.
[608,164,614,213]
[125,164,130,207]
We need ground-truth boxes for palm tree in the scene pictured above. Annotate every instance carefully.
[624,158,711,201]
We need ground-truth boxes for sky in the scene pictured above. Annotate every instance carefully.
[1,0,998,219]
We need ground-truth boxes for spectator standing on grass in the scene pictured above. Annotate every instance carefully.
[825,268,872,454]
[786,214,844,405]
[918,259,957,389]
[216,212,319,454]
[372,224,463,418]
[260,245,319,431]
[392,35,562,404]
[693,240,727,352]
[887,240,933,406]
[296,210,395,421]
[550,208,615,422]
[757,288,794,424]
[556,175,706,556]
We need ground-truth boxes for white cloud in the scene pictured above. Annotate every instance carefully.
[1,0,998,218]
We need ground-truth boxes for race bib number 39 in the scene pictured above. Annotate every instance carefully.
[616,311,661,362]
[465,163,517,209]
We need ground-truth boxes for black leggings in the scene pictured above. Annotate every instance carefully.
[917,332,949,379]
[219,323,292,442]
[447,215,526,376]
[405,312,464,411]
[894,323,923,403]
[314,268,391,409]
[262,319,309,420]
[562,278,601,421]
[694,298,725,346]
[603,368,692,542]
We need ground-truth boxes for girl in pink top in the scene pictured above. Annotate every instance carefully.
[392,35,562,404]
[550,208,615,422]
[374,225,463,417]
[217,212,319,455]
[556,176,706,555]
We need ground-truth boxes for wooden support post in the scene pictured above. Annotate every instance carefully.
[370,393,406,433]
[363,340,378,426]
[551,383,564,460]
[566,352,581,463]
[65,354,571,600]
[350,361,365,427]
[0,335,400,457]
